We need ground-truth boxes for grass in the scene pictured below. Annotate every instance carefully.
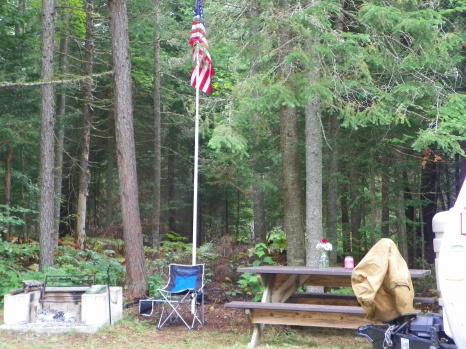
[0,307,373,349]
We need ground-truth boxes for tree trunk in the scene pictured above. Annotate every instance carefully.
[396,167,409,260]
[150,0,161,249]
[108,0,147,298]
[253,182,266,244]
[326,116,339,265]
[3,145,13,242]
[276,10,305,266]
[420,150,437,264]
[381,165,390,237]
[39,0,57,270]
[369,167,379,247]
[76,0,95,250]
[249,0,267,245]
[53,15,68,246]
[106,114,115,227]
[167,127,176,231]
[340,181,351,253]
[402,171,416,266]
[305,95,322,268]
[349,169,361,251]
[280,104,306,266]
[20,149,29,243]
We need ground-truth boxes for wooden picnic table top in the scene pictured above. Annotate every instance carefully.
[237,265,431,279]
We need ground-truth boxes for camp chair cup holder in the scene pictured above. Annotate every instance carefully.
[155,264,206,330]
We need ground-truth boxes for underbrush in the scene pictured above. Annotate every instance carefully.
[0,234,438,310]
[0,235,253,303]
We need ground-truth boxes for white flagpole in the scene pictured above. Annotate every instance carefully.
[192,44,200,266]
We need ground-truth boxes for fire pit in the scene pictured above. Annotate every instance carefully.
[1,276,123,334]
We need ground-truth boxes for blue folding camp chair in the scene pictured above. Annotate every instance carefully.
[156,264,205,330]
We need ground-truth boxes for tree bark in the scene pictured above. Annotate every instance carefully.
[280,104,306,266]
[108,0,147,298]
[76,0,95,250]
[167,127,176,231]
[39,0,57,270]
[253,182,266,244]
[420,150,437,264]
[326,116,339,265]
[150,0,161,249]
[3,145,13,242]
[305,95,322,268]
[276,3,305,266]
[349,169,361,250]
[381,164,390,237]
[53,13,69,246]
[105,114,115,227]
[396,167,409,260]
[249,0,267,245]
[340,180,351,253]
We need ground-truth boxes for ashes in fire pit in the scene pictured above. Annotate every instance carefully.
[36,309,78,323]
[1,281,124,334]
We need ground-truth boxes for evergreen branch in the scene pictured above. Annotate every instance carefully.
[0,71,114,90]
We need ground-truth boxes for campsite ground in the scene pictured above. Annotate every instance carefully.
[0,279,372,348]
[0,302,373,349]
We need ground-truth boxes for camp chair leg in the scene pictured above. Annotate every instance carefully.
[155,264,206,330]
[157,292,198,330]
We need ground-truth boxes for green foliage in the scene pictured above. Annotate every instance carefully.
[166,231,188,242]
[147,272,165,296]
[236,243,278,301]
[266,227,287,253]
[329,287,354,295]
[47,246,126,286]
[86,238,125,258]
[412,259,438,298]
[237,272,263,301]
[0,205,26,234]
[0,193,38,241]
[412,94,466,155]
[208,124,248,157]
[0,241,40,299]
[0,241,126,304]
[56,0,87,40]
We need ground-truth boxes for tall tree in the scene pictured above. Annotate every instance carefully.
[54,3,70,246]
[76,0,95,250]
[305,29,323,267]
[108,0,147,298]
[3,144,13,242]
[150,0,161,249]
[326,115,340,264]
[39,0,57,270]
[305,92,322,268]
[280,102,306,266]
[105,113,115,227]
[277,5,305,267]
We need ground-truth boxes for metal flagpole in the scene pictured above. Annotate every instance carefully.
[192,44,200,266]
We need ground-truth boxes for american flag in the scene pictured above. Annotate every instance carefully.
[189,0,214,94]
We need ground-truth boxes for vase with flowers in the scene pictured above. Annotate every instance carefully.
[316,238,332,268]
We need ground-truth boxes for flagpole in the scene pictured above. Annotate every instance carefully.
[192,44,200,266]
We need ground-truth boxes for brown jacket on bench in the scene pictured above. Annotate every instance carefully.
[351,238,417,322]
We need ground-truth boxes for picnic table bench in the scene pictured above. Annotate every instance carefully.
[225,266,432,349]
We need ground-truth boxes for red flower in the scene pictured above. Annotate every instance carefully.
[321,238,328,244]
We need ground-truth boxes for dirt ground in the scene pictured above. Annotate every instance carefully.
[0,278,372,349]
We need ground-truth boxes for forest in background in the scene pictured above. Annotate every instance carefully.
[2,0,466,295]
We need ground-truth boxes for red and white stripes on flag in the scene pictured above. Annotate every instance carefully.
[189,0,214,94]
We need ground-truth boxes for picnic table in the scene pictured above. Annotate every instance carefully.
[225,265,431,349]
